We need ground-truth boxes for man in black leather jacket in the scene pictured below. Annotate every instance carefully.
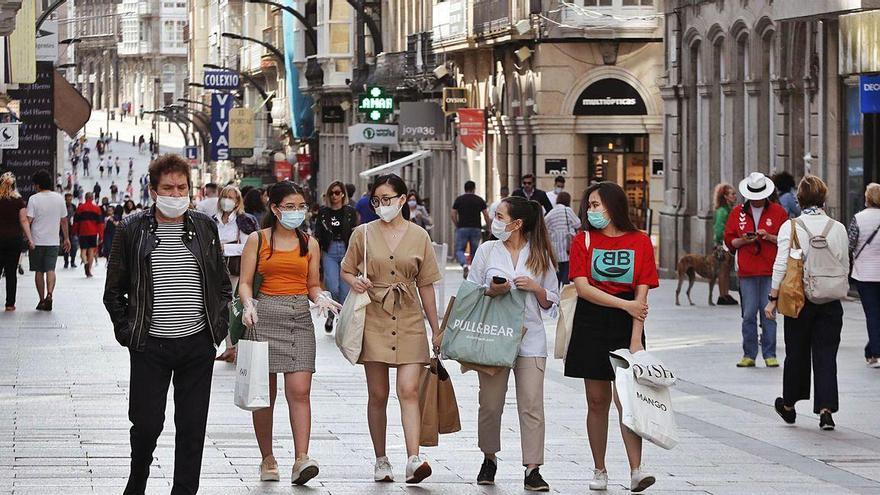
[103,154,231,495]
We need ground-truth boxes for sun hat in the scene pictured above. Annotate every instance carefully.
[738,172,775,201]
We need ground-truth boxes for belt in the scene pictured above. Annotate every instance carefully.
[372,281,417,315]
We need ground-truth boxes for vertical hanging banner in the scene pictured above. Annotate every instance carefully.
[210,93,234,161]
[458,108,485,151]
[282,0,314,139]
[7,0,36,83]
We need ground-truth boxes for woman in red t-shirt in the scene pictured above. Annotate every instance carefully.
[565,182,659,492]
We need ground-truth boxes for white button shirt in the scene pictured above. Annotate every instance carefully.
[467,240,559,357]
[215,213,246,257]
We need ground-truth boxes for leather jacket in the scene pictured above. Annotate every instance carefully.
[103,207,233,351]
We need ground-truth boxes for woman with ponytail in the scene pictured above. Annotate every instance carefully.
[238,181,341,485]
[452,195,559,491]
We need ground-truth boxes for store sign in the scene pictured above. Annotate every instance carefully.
[348,123,399,145]
[442,87,470,115]
[229,108,255,148]
[0,123,19,149]
[297,153,312,181]
[399,102,446,140]
[322,105,346,123]
[203,69,240,90]
[860,75,880,114]
[210,93,234,161]
[274,160,293,182]
[545,159,568,175]
[573,79,648,116]
[36,20,58,62]
[357,86,394,122]
[458,108,485,151]
[185,146,198,161]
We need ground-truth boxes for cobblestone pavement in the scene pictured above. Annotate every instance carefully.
[1,258,879,494]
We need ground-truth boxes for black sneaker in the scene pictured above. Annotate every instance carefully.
[324,312,334,334]
[819,411,835,431]
[477,458,496,485]
[524,467,550,492]
[774,397,796,424]
[717,295,738,305]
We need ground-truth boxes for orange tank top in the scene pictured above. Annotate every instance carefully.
[257,234,311,296]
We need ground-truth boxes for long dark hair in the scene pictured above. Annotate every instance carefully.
[582,181,637,232]
[265,181,308,258]
[243,187,266,216]
[370,173,410,221]
[502,196,557,275]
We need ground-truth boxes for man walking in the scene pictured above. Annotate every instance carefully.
[63,193,79,269]
[104,154,232,494]
[546,175,566,207]
[74,192,104,277]
[512,174,554,213]
[26,170,71,311]
[195,182,218,218]
[451,180,490,278]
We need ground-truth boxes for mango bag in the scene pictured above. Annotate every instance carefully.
[778,219,805,318]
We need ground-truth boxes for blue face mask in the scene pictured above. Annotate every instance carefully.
[279,210,305,230]
[588,210,610,230]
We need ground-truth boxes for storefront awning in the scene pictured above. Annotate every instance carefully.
[359,150,432,178]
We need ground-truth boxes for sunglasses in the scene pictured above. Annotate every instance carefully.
[523,182,534,186]
[330,190,344,196]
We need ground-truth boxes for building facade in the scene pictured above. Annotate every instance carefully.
[71,0,120,114]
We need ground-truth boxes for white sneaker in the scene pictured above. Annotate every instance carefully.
[589,468,608,490]
[291,455,319,485]
[405,454,432,484]
[868,357,880,368]
[374,456,394,482]
[631,468,656,492]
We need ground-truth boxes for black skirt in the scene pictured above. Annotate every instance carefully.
[564,292,646,381]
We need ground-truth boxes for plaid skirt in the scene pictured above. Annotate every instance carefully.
[252,294,316,373]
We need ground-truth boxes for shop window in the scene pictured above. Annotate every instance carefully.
[587,134,650,230]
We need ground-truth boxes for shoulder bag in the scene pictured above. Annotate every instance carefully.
[335,225,373,364]
[555,232,589,359]
[777,220,805,318]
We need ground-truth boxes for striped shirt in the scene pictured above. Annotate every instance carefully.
[544,205,581,263]
[149,221,206,338]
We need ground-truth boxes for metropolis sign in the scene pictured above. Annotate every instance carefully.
[203,69,240,90]
[573,78,648,116]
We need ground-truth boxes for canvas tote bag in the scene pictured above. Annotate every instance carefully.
[555,232,589,359]
[335,225,372,364]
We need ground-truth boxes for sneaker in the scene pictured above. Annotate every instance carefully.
[717,295,739,305]
[4,306,14,312]
[524,467,550,492]
[291,455,319,485]
[774,397,796,424]
[589,468,608,491]
[405,454,431,484]
[63,262,68,269]
[374,456,393,482]
[259,455,280,482]
[765,357,780,368]
[324,312,334,334]
[477,457,496,485]
[819,411,835,431]
[630,468,656,493]
[736,357,756,367]
[71,262,77,268]
[867,357,880,369]
[17,265,23,275]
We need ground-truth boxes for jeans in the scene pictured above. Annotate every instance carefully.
[322,240,350,304]
[856,281,880,359]
[0,238,20,307]
[63,235,79,266]
[739,275,776,359]
[783,300,842,413]
[556,261,570,286]
[455,227,482,267]
[125,331,215,495]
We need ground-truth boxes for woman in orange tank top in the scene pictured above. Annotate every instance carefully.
[238,181,341,485]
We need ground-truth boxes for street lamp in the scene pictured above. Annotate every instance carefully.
[177,98,210,109]
[221,32,285,63]
[242,0,317,52]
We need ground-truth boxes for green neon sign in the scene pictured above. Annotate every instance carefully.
[357,86,394,122]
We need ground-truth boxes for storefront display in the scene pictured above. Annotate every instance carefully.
[587,134,649,230]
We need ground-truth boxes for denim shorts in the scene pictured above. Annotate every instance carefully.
[29,245,59,272]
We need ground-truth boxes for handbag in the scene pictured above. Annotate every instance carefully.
[418,358,462,447]
[778,220,805,318]
[225,255,241,276]
[554,232,589,360]
[233,326,271,411]
[611,349,678,450]
[335,225,371,364]
[229,232,263,345]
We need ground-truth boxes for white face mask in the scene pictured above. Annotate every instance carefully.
[155,195,190,218]
[491,218,512,241]
[377,202,403,223]
[220,198,236,212]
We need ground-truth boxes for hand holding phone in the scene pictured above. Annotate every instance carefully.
[492,276,507,285]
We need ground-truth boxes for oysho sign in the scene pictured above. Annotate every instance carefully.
[203,69,240,90]
[860,75,880,114]
[348,123,399,145]
[442,87,470,115]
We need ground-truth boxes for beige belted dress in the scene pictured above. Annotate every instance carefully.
[340,222,442,366]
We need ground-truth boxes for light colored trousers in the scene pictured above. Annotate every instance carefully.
[477,356,546,466]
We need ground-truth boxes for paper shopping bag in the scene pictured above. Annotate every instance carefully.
[233,339,270,411]
[419,358,462,447]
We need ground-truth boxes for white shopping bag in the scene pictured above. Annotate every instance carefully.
[234,339,270,411]
[335,289,371,365]
[612,350,679,450]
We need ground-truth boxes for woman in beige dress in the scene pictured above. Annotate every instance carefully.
[341,173,443,485]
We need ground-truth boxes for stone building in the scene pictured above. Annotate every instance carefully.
[71,0,120,113]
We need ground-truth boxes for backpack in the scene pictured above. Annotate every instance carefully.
[796,218,849,304]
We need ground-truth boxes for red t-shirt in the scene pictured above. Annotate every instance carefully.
[569,230,659,295]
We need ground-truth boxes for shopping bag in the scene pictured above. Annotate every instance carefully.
[611,350,678,450]
[229,233,263,345]
[440,280,526,368]
[778,219,805,318]
[335,225,370,364]
[629,350,677,389]
[418,358,462,447]
[554,283,578,360]
[233,339,270,411]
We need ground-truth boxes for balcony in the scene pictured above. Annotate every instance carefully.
[474,0,511,38]
[551,0,661,39]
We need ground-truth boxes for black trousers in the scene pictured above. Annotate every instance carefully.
[0,238,21,308]
[125,330,216,495]
[782,300,843,414]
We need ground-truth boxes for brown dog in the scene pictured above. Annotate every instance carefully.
[675,246,727,306]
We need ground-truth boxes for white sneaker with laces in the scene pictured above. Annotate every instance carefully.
[631,468,656,492]
[374,456,393,482]
[405,454,432,484]
[589,468,608,490]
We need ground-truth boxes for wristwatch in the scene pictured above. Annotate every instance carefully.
[768,295,779,302]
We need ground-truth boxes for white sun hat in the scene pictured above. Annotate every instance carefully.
[738,172,775,201]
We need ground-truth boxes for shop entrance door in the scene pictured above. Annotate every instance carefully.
[587,134,650,230]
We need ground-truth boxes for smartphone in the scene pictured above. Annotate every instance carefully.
[745,232,757,240]
[492,276,507,285]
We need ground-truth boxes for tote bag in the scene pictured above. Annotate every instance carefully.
[440,280,526,368]
[555,232,589,359]
[335,225,371,364]
[418,358,462,447]
[611,349,678,450]
[778,220,805,318]
[229,232,263,345]
[233,336,270,411]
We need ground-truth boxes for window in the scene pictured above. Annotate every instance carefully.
[622,0,653,5]
[583,0,613,6]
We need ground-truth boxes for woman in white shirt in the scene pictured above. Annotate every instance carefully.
[464,195,559,492]
[543,191,581,285]
[847,183,880,368]
[765,175,849,431]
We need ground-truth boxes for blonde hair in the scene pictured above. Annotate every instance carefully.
[866,183,880,208]
[0,172,20,200]
[713,183,734,209]
[796,175,828,209]
[217,185,244,214]
[324,180,348,207]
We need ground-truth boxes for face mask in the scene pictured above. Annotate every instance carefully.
[588,210,611,230]
[278,210,306,230]
[554,187,563,194]
[377,201,403,223]
[220,198,236,212]
[491,218,512,242]
[407,200,417,208]
[155,195,190,218]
